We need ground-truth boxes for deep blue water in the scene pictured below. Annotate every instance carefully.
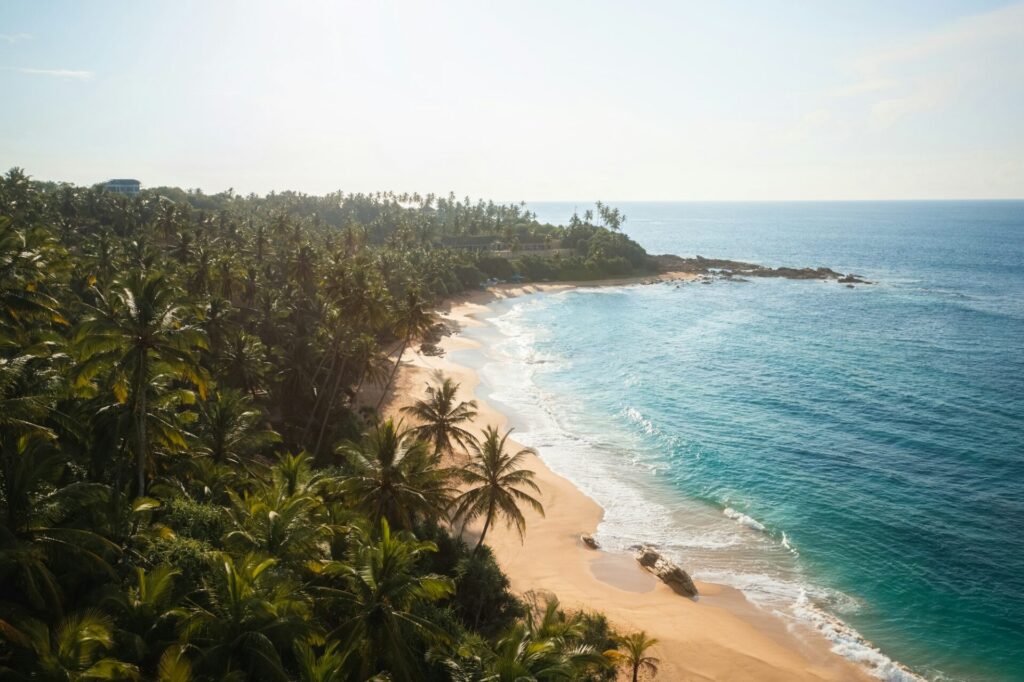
[465,202,1024,681]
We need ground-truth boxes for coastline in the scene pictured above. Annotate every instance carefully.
[378,278,876,681]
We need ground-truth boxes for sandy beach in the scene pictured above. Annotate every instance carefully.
[379,277,873,681]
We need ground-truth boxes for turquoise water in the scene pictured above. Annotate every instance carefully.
[461,202,1024,681]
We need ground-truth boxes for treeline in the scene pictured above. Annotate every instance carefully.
[0,169,659,680]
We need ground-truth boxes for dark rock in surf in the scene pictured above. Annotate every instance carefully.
[656,563,699,597]
[636,546,660,568]
[634,545,698,597]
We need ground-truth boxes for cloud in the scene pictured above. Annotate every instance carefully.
[869,76,956,129]
[0,33,32,44]
[6,67,94,80]
[774,2,1024,159]
[827,78,897,99]
[823,1,1024,129]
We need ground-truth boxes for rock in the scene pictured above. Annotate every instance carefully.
[581,534,600,550]
[634,545,698,597]
[838,273,872,284]
[656,564,698,597]
[636,546,661,568]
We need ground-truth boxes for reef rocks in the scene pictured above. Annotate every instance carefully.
[633,545,698,598]
[652,254,873,285]
[581,534,600,550]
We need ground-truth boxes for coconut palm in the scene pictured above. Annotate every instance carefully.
[194,388,279,465]
[223,489,335,566]
[100,565,182,665]
[613,631,660,682]
[401,374,478,455]
[377,290,434,410]
[292,640,353,682]
[0,610,140,680]
[218,331,272,399]
[317,519,454,680]
[0,217,65,334]
[174,553,312,680]
[74,272,208,495]
[451,425,544,553]
[336,419,455,529]
[0,436,119,617]
[440,596,610,681]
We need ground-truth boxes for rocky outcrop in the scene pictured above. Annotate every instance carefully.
[633,545,698,598]
[581,534,600,550]
[651,254,872,285]
[636,546,660,568]
[657,563,699,597]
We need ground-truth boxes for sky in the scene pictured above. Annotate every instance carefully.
[1,0,1023,200]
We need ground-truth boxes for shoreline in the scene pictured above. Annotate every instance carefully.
[380,279,877,681]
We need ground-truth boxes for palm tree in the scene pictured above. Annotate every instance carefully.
[336,419,455,529]
[175,553,312,680]
[0,434,119,618]
[100,565,182,664]
[377,290,434,410]
[451,425,544,553]
[613,631,660,682]
[218,331,271,399]
[0,610,140,680]
[223,488,335,566]
[0,216,65,335]
[195,388,280,465]
[293,640,352,682]
[74,272,208,496]
[440,596,610,681]
[316,519,454,680]
[401,373,478,456]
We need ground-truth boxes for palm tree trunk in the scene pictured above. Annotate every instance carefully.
[303,349,338,442]
[376,335,409,411]
[133,364,148,497]
[632,663,640,682]
[313,356,349,459]
[473,499,496,555]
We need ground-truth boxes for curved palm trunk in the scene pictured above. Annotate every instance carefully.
[313,356,349,460]
[473,498,496,555]
[376,335,409,411]
[302,349,338,442]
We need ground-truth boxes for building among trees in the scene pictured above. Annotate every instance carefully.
[103,178,141,195]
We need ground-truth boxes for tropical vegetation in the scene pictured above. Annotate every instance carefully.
[0,168,658,679]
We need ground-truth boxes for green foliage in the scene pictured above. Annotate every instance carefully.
[452,425,545,552]
[147,535,213,589]
[161,497,226,543]
[0,170,645,681]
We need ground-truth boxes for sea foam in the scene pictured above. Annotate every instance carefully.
[464,292,931,682]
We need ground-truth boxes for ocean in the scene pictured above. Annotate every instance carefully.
[456,202,1024,681]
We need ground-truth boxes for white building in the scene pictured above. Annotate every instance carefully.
[104,178,141,196]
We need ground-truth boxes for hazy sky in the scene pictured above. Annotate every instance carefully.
[2,1,1023,200]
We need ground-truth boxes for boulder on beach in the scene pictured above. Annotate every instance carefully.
[581,534,600,550]
[656,563,698,597]
[636,546,660,568]
[633,545,698,597]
